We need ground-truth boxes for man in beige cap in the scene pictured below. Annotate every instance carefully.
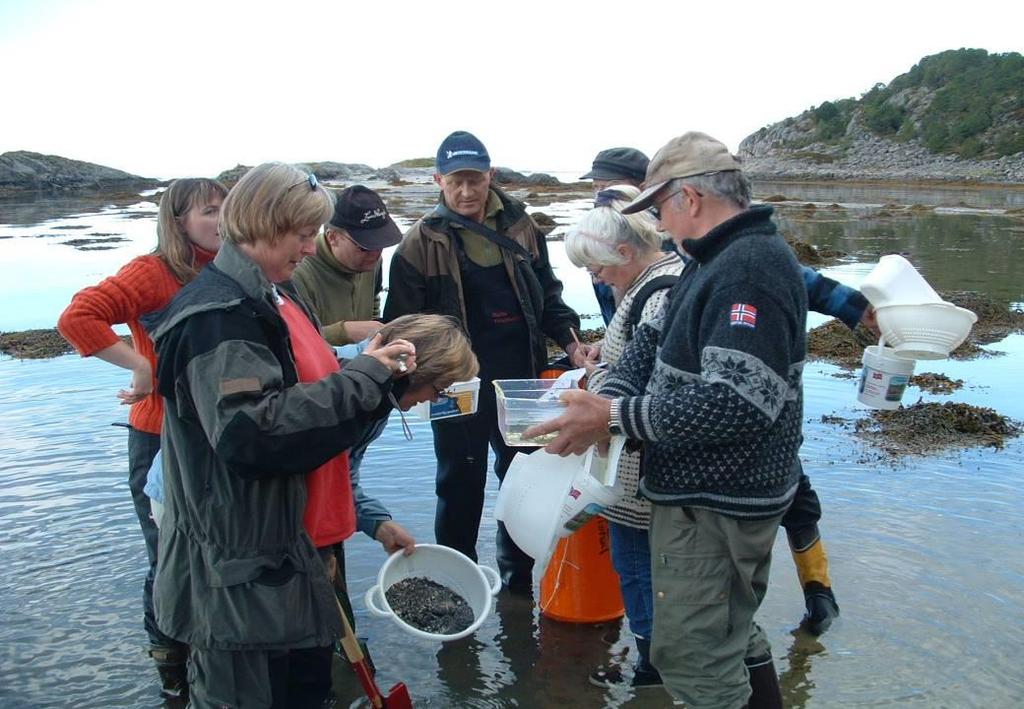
[525,131,807,708]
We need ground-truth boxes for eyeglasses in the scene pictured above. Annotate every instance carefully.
[433,383,451,398]
[287,173,318,192]
[586,264,607,278]
[344,231,373,253]
[651,185,703,220]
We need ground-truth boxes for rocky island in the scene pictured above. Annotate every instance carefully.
[739,49,1024,184]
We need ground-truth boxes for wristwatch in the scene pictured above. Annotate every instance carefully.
[608,398,624,436]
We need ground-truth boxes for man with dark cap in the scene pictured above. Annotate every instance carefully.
[385,130,584,592]
[581,147,652,324]
[292,185,416,555]
[580,146,650,193]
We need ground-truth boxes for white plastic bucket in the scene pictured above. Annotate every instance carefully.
[860,254,943,308]
[494,438,625,576]
[857,344,915,409]
[364,544,500,642]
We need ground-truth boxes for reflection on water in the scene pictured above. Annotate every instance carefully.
[2,183,1024,707]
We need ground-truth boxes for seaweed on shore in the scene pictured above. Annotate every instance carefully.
[910,373,964,394]
[0,328,131,359]
[854,402,1020,457]
[0,329,75,359]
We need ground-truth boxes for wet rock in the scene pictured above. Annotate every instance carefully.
[911,373,964,394]
[0,151,159,195]
[807,319,877,369]
[385,577,474,636]
[0,328,130,359]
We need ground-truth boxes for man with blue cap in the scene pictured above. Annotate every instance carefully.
[385,130,584,593]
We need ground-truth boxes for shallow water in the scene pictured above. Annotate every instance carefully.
[2,182,1024,708]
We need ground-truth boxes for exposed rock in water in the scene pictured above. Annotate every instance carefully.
[385,577,474,636]
[786,236,847,266]
[854,402,1020,457]
[910,373,964,394]
[807,320,877,369]
[215,161,376,186]
[1,329,74,359]
[0,151,159,195]
[493,167,562,186]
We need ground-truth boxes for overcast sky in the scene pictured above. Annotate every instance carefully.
[1,0,1021,179]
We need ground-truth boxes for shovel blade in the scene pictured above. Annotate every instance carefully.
[383,682,413,709]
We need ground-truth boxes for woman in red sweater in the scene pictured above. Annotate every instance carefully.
[57,177,227,703]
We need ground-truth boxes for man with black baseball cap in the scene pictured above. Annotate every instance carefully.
[292,184,415,556]
[580,147,650,193]
[580,147,653,325]
[293,185,402,347]
[385,130,584,593]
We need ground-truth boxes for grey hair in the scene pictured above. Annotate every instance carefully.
[565,185,663,268]
[668,170,752,210]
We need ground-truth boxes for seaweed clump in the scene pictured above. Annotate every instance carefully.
[854,402,1020,457]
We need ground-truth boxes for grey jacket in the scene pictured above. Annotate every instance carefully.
[144,241,395,650]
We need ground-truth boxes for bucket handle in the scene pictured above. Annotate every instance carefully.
[479,564,502,596]
[364,584,391,618]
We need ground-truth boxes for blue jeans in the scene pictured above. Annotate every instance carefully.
[609,519,654,640]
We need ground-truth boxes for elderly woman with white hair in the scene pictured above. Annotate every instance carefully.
[565,185,684,690]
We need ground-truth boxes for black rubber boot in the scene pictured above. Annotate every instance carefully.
[802,581,840,636]
[149,645,188,706]
[744,655,782,709]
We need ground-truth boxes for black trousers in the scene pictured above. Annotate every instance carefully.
[431,379,533,589]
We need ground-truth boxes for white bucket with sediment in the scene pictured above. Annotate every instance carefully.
[364,544,500,642]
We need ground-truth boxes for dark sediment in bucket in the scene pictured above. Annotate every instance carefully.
[385,577,475,636]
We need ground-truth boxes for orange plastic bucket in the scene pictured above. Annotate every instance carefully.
[539,516,624,623]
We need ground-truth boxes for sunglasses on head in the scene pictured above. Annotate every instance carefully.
[287,173,318,192]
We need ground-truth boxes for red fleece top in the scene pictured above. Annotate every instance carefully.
[278,293,357,548]
[57,247,216,435]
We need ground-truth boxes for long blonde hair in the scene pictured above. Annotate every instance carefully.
[155,178,228,284]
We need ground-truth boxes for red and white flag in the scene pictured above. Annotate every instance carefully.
[730,303,758,329]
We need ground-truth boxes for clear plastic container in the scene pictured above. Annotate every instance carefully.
[493,379,570,447]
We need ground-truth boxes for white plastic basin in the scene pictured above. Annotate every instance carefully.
[875,301,977,360]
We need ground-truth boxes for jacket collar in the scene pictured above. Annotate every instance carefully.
[213,240,278,306]
[424,185,526,242]
[682,205,776,264]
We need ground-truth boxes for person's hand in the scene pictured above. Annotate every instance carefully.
[117,360,153,405]
[568,342,600,369]
[522,389,612,456]
[364,333,417,377]
[860,305,880,337]
[375,520,416,556]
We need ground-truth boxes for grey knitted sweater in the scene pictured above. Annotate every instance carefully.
[600,206,807,519]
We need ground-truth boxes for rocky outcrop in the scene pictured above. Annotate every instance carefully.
[738,116,1024,183]
[0,151,159,194]
[494,167,561,186]
[738,49,1024,184]
[215,161,377,186]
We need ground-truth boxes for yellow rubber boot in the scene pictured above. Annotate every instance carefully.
[790,538,839,635]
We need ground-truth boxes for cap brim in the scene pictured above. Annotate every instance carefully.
[439,159,490,175]
[345,219,403,250]
[620,180,668,214]
[580,167,631,181]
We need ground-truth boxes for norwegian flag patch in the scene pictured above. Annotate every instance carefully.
[730,303,758,329]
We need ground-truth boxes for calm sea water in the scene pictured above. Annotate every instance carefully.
[1,180,1023,708]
